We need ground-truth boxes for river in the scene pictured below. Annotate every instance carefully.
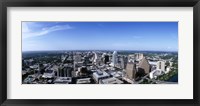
[168,74,178,82]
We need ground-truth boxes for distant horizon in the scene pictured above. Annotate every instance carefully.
[22,22,178,51]
[22,49,178,53]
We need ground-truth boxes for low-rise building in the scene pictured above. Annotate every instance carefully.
[42,69,55,78]
[76,78,91,84]
[92,70,110,83]
[23,75,36,84]
[54,77,72,84]
[149,69,164,79]
[100,77,123,84]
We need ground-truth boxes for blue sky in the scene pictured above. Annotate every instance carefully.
[22,22,178,51]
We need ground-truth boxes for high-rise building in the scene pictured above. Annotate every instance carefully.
[125,62,137,79]
[52,65,59,77]
[83,56,90,65]
[104,55,109,64]
[119,57,124,69]
[135,53,144,61]
[128,54,135,62]
[121,56,128,69]
[92,70,110,83]
[93,52,98,63]
[169,61,173,67]
[156,61,165,71]
[124,56,128,69]
[64,67,73,77]
[93,52,101,65]
[138,57,151,74]
[112,51,118,66]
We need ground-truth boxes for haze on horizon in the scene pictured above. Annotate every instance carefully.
[22,22,178,52]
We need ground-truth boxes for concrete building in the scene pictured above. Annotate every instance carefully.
[76,78,91,84]
[110,71,123,78]
[149,70,164,79]
[42,69,55,78]
[135,53,144,61]
[112,51,118,67]
[118,57,124,69]
[23,75,36,84]
[118,56,128,69]
[100,77,123,84]
[165,66,171,73]
[169,61,173,67]
[104,55,109,64]
[93,52,101,65]
[92,70,110,83]
[128,54,135,61]
[157,61,165,71]
[123,56,128,69]
[93,52,98,63]
[63,67,73,77]
[54,77,72,84]
[138,57,151,74]
[51,65,59,77]
[83,56,90,65]
[73,61,84,71]
[58,65,73,77]
[125,62,137,79]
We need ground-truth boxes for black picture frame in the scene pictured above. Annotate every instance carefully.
[0,0,200,106]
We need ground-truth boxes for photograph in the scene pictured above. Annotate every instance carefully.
[1,0,199,105]
[22,22,178,84]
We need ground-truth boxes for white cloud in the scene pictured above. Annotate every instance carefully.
[22,23,73,39]
[22,23,30,33]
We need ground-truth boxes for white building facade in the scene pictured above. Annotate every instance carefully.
[112,51,118,66]
[156,61,165,71]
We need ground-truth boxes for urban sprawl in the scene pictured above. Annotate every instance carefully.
[22,51,178,84]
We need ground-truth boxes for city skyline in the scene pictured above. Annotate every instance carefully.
[22,22,178,52]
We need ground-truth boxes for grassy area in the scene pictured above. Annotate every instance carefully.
[139,62,178,84]
[157,63,178,81]
[159,71,177,81]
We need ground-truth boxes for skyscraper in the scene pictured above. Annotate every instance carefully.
[126,62,137,80]
[138,57,151,74]
[65,67,73,77]
[135,53,144,61]
[125,56,128,66]
[104,55,109,64]
[93,52,100,65]
[121,56,128,69]
[112,51,118,66]
[120,57,124,69]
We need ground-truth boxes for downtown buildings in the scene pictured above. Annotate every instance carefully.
[22,50,177,84]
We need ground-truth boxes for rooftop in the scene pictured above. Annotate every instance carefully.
[76,78,91,84]
[54,77,72,84]
[101,77,123,84]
